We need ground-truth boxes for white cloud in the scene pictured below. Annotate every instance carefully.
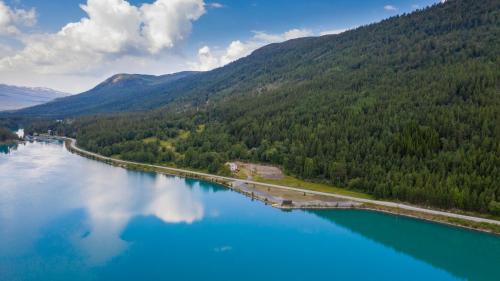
[0,42,14,57]
[141,0,205,53]
[192,27,354,71]
[219,40,256,65]
[192,28,313,71]
[0,51,190,93]
[0,1,36,34]
[0,0,205,80]
[208,2,224,8]
[319,28,348,36]
[384,5,397,11]
[196,46,219,71]
[253,28,313,42]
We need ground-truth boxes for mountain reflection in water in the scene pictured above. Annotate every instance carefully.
[1,141,499,281]
[309,209,500,281]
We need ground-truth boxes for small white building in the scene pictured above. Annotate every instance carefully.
[226,162,238,173]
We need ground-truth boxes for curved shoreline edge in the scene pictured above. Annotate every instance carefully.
[61,137,500,234]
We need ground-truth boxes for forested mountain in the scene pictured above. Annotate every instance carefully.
[25,0,500,214]
[0,84,68,111]
[14,71,198,116]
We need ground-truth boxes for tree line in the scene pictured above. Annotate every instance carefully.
[22,0,500,215]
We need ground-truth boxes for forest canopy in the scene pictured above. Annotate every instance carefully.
[23,0,500,215]
[0,127,19,143]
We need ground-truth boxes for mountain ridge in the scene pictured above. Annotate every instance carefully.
[0,84,69,111]
[13,71,199,117]
[21,0,500,215]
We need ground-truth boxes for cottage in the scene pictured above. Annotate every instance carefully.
[226,162,238,173]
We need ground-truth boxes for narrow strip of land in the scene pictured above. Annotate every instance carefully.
[65,137,500,226]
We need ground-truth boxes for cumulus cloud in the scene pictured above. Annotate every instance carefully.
[192,28,313,71]
[0,0,205,75]
[195,46,219,71]
[384,5,397,11]
[0,42,14,58]
[0,1,36,34]
[192,27,353,71]
[141,0,205,53]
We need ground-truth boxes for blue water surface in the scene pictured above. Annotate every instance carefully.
[1,141,499,281]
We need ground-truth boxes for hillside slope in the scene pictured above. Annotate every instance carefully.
[15,71,198,116]
[0,85,68,111]
[27,0,500,214]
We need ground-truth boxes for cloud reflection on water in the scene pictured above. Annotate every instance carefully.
[78,163,204,264]
[0,141,205,264]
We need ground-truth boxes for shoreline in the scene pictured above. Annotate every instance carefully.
[60,137,500,235]
[0,139,23,145]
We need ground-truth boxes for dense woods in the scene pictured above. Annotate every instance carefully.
[12,72,198,117]
[0,127,18,143]
[23,0,500,214]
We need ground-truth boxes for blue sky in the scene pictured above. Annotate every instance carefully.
[191,0,440,45]
[0,0,444,92]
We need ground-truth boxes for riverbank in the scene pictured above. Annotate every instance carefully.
[0,140,18,145]
[62,137,500,234]
[0,138,25,146]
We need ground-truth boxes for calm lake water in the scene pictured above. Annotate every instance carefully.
[1,141,499,281]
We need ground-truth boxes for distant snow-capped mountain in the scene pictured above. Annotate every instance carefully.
[0,84,70,111]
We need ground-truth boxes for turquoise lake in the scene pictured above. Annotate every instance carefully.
[1,141,499,281]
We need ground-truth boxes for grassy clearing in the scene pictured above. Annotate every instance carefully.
[142,133,185,151]
[142,137,157,143]
[160,140,173,149]
[142,137,172,148]
[253,175,374,199]
[178,130,190,139]
[232,161,372,199]
[196,124,205,133]
[235,168,249,179]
